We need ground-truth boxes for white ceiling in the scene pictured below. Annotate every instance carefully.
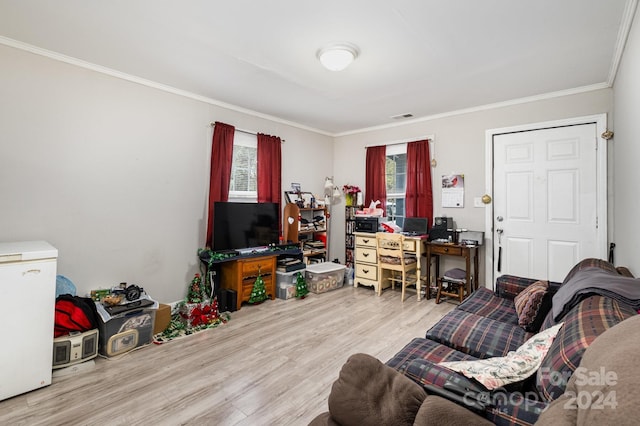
[0,0,635,135]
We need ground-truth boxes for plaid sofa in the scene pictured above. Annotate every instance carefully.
[386,259,637,426]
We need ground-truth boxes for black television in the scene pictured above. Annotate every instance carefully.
[213,202,280,251]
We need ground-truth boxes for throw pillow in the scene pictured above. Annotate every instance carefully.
[439,323,564,390]
[514,280,548,331]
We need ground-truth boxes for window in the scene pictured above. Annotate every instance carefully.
[229,131,257,201]
[385,144,407,227]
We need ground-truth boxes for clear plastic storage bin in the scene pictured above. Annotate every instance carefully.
[305,262,346,294]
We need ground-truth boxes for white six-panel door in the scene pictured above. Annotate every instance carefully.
[488,117,607,284]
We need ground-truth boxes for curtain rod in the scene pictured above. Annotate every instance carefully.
[364,135,434,148]
[209,122,285,142]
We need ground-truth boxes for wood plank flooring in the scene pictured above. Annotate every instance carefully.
[0,284,454,426]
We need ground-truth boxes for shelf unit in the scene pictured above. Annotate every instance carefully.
[298,207,328,264]
[345,206,358,268]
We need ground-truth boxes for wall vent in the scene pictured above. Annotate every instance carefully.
[391,113,414,120]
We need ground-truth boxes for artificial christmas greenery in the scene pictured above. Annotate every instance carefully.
[187,273,204,303]
[157,305,230,342]
[154,273,229,342]
[295,271,309,299]
[248,268,268,304]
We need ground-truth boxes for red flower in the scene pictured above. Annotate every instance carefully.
[342,184,361,195]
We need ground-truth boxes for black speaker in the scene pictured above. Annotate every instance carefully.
[217,288,228,312]
[433,217,453,229]
[226,289,237,312]
[428,228,455,242]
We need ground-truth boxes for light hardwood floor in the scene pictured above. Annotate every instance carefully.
[0,284,454,426]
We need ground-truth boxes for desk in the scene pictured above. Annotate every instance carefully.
[353,232,427,301]
[403,235,428,301]
[425,242,479,300]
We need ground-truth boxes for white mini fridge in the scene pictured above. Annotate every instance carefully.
[0,241,58,401]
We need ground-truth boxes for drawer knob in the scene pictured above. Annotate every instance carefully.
[363,269,369,274]
[444,248,449,252]
[363,253,369,257]
[363,239,370,243]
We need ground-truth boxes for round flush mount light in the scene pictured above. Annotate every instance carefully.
[317,43,359,71]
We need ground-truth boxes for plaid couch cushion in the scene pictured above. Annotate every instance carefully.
[457,287,518,324]
[426,310,531,359]
[485,393,550,426]
[536,295,638,401]
[496,274,562,301]
[403,358,551,426]
[402,357,480,391]
[496,275,542,300]
[386,337,475,373]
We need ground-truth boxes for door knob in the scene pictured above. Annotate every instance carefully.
[481,194,492,204]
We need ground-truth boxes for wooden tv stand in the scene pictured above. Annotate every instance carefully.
[220,254,277,310]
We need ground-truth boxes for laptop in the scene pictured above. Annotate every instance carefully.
[401,217,429,236]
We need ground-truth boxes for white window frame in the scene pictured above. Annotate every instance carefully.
[368,136,435,225]
[386,143,407,225]
[228,131,258,202]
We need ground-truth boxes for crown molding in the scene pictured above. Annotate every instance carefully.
[0,36,332,137]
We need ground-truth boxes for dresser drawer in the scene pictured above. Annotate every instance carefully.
[242,276,273,294]
[240,257,274,276]
[429,244,462,256]
[356,247,377,263]
[402,239,417,252]
[355,263,378,280]
[355,235,376,248]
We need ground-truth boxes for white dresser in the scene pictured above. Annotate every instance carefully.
[353,232,379,291]
[0,241,58,401]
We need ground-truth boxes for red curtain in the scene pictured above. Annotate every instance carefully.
[365,145,387,216]
[405,139,433,221]
[205,121,235,248]
[257,133,282,232]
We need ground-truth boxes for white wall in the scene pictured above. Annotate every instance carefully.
[612,5,640,275]
[2,26,633,301]
[332,89,614,282]
[0,44,333,302]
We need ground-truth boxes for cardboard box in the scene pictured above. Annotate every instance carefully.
[154,303,171,334]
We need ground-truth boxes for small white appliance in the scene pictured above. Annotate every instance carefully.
[0,241,58,401]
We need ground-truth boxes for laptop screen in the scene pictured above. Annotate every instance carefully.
[402,217,429,235]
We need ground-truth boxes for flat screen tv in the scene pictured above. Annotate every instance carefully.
[213,202,280,251]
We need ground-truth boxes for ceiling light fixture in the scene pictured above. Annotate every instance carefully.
[317,43,359,71]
